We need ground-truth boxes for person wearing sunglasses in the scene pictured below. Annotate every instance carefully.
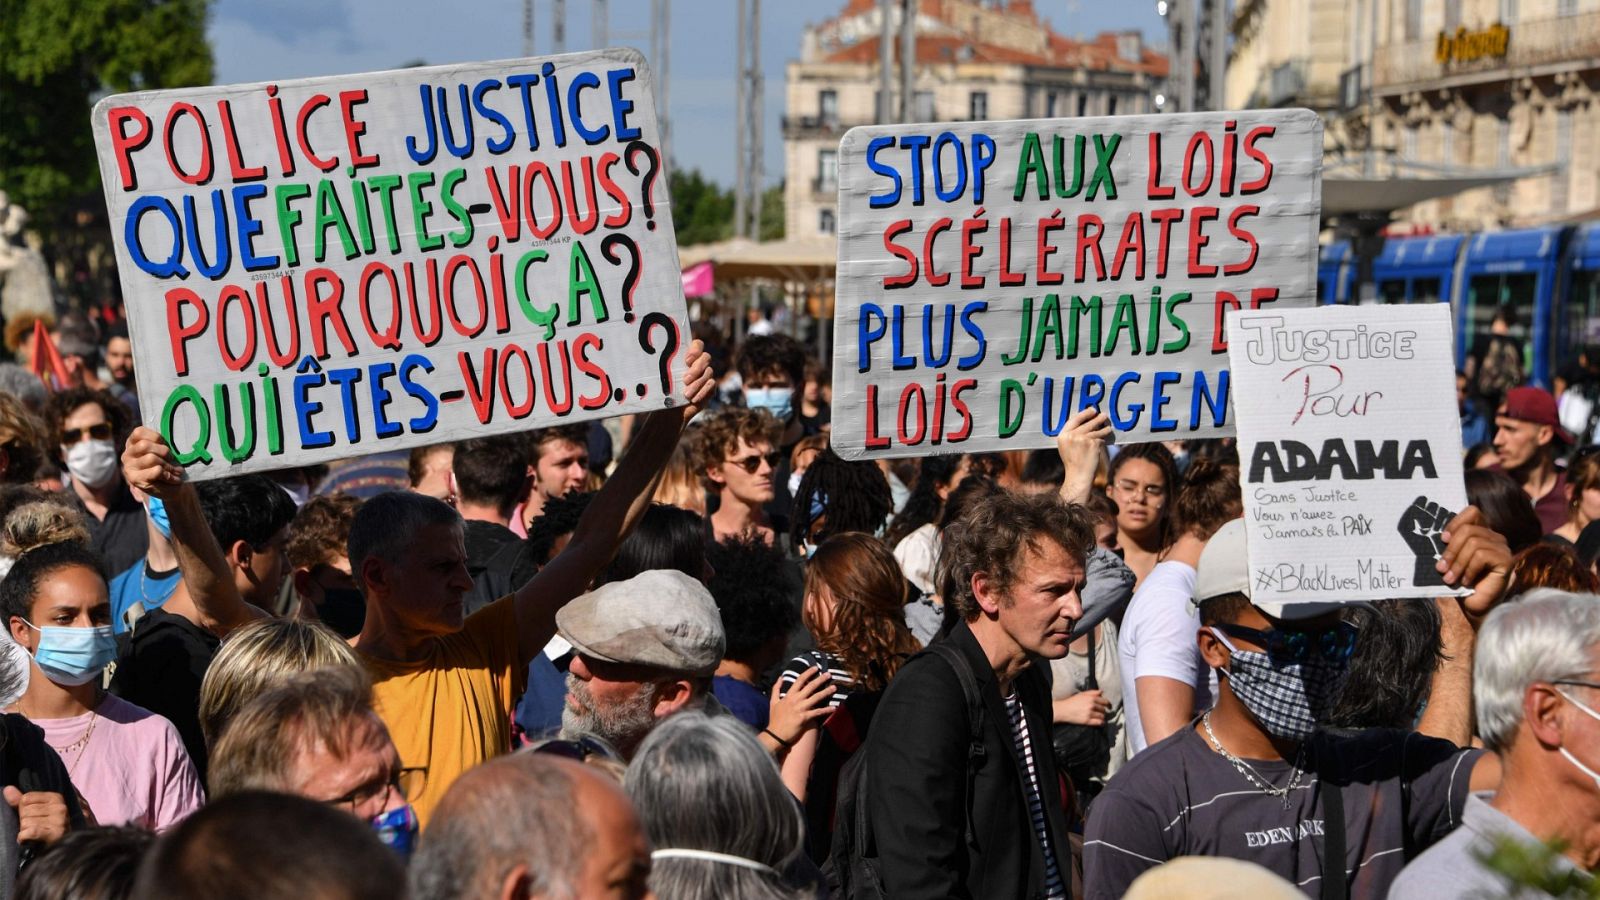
[45,387,146,578]
[1086,514,1513,900]
[1390,589,1600,898]
[699,407,786,546]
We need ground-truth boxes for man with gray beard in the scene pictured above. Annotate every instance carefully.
[555,570,726,758]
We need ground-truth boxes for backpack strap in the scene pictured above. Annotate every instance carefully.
[927,641,987,848]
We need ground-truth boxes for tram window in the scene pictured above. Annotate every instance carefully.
[1379,280,1407,304]
[1568,269,1600,357]
[1466,273,1536,346]
[1413,278,1443,304]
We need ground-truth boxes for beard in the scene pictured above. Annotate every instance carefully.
[559,676,659,758]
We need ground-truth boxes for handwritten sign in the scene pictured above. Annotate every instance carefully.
[1228,304,1469,605]
[829,109,1322,460]
[92,49,685,479]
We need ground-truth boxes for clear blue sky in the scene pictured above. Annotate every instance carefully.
[209,0,1166,188]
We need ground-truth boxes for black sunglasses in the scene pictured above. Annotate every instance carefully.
[531,736,620,763]
[1215,622,1359,665]
[60,422,112,445]
[726,451,782,474]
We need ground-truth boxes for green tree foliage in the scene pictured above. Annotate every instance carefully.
[667,171,785,245]
[669,169,734,246]
[759,181,784,242]
[0,0,214,245]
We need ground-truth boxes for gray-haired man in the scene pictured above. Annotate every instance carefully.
[1389,589,1600,898]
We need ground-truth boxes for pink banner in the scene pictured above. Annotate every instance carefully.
[681,261,714,298]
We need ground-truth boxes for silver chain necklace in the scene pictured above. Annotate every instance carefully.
[1202,711,1307,809]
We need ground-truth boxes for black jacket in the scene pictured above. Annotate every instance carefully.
[863,622,1073,899]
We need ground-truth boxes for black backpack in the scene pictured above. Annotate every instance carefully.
[822,640,986,900]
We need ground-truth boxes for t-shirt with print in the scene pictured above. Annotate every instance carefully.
[1117,560,1214,756]
[34,694,203,830]
[777,649,857,708]
[362,593,525,826]
[1083,724,1483,900]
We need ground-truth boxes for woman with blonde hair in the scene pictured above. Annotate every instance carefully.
[650,432,706,515]
[198,617,360,748]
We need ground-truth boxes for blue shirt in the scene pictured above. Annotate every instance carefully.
[712,675,769,730]
[108,562,180,634]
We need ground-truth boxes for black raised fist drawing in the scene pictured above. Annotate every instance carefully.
[1397,496,1454,588]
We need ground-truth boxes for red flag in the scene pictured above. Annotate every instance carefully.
[28,320,69,392]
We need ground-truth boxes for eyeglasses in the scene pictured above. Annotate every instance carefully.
[1112,479,1166,499]
[326,767,414,815]
[1553,678,1600,691]
[60,423,112,445]
[1214,622,1359,665]
[725,451,782,474]
[530,736,621,763]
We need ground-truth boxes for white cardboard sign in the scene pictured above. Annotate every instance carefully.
[92,49,686,479]
[831,108,1323,460]
[1228,304,1469,605]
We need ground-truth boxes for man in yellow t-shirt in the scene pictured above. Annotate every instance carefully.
[348,344,713,824]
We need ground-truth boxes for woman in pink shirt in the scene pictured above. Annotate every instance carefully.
[1,539,203,830]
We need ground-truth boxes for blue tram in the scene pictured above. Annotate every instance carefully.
[1319,223,1600,389]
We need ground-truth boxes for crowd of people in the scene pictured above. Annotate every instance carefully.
[0,311,1591,900]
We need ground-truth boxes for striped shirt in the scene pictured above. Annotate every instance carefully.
[777,650,856,709]
[1004,692,1068,899]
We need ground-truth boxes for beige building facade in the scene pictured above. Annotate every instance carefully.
[1229,0,1600,230]
[783,0,1168,241]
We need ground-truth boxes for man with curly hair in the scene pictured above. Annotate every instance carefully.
[705,534,801,728]
[697,407,785,545]
[861,491,1095,899]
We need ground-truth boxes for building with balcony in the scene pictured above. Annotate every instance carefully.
[783,0,1169,241]
[1230,0,1600,231]
[1369,0,1600,230]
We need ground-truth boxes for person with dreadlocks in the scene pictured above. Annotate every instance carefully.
[788,447,893,558]
[884,455,970,597]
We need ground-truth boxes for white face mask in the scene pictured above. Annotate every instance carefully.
[64,439,118,489]
[787,471,804,496]
[1558,689,1600,791]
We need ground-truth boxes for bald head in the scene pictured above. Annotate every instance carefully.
[411,754,653,900]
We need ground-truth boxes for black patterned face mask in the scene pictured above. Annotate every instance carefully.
[1211,628,1349,742]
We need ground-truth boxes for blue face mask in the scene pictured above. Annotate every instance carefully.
[744,386,794,420]
[24,620,117,687]
[146,496,172,541]
[371,803,419,859]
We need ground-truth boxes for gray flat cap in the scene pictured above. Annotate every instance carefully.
[556,570,726,675]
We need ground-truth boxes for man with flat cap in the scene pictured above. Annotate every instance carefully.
[556,569,726,759]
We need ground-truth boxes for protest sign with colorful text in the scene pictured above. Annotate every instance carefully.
[92,49,684,479]
[1229,304,1469,606]
[830,109,1322,459]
